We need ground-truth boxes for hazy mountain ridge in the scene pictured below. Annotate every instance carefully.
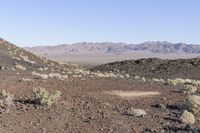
[26,41,200,55]
[25,41,200,64]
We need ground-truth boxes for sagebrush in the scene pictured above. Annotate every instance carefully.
[187,95,200,114]
[0,89,13,107]
[33,87,61,106]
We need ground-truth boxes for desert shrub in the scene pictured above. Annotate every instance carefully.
[167,79,179,86]
[180,110,195,125]
[182,85,197,94]
[48,73,63,79]
[32,71,48,79]
[0,89,13,107]
[125,74,130,78]
[134,75,140,80]
[167,78,200,87]
[33,87,61,106]
[141,77,146,82]
[15,64,27,71]
[133,75,146,82]
[49,73,69,80]
[187,95,200,114]
[152,78,165,83]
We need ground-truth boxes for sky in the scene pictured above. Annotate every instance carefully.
[0,0,199,47]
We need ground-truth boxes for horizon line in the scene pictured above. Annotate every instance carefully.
[23,41,199,48]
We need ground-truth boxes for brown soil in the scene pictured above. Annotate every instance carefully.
[1,69,200,133]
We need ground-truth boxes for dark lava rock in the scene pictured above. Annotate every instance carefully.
[141,128,155,133]
[91,58,200,80]
[152,103,167,110]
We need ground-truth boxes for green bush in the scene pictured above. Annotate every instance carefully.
[33,87,61,106]
[0,89,13,107]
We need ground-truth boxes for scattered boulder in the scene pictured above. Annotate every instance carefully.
[141,128,155,133]
[124,108,147,117]
[152,103,166,110]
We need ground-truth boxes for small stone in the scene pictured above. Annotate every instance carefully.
[184,125,195,132]
[153,103,166,110]
[125,108,146,117]
[141,128,154,133]
[162,97,167,102]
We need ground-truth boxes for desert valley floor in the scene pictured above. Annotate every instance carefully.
[0,38,200,133]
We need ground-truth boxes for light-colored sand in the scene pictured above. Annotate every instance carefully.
[25,49,200,65]
[106,90,160,98]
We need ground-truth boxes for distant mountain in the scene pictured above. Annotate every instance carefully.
[26,41,200,54]
[25,41,200,64]
[134,41,200,54]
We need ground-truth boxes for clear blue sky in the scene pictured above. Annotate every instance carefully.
[0,0,199,47]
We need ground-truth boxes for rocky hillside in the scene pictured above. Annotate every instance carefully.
[91,58,200,80]
[0,38,129,79]
[1,39,68,70]
[0,38,83,75]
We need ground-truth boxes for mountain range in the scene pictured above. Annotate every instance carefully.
[25,41,200,64]
[26,41,200,54]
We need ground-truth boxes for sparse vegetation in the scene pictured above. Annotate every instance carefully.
[182,85,198,94]
[152,78,165,83]
[0,89,13,107]
[180,110,195,125]
[32,71,69,80]
[32,71,48,79]
[33,87,61,106]
[187,95,200,114]
[20,54,35,64]
[168,78,200,86]
[15,64,27,71]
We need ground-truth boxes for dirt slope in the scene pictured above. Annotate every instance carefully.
[0,38,81,72]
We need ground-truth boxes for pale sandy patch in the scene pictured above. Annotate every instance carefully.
[105,90,160,98]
